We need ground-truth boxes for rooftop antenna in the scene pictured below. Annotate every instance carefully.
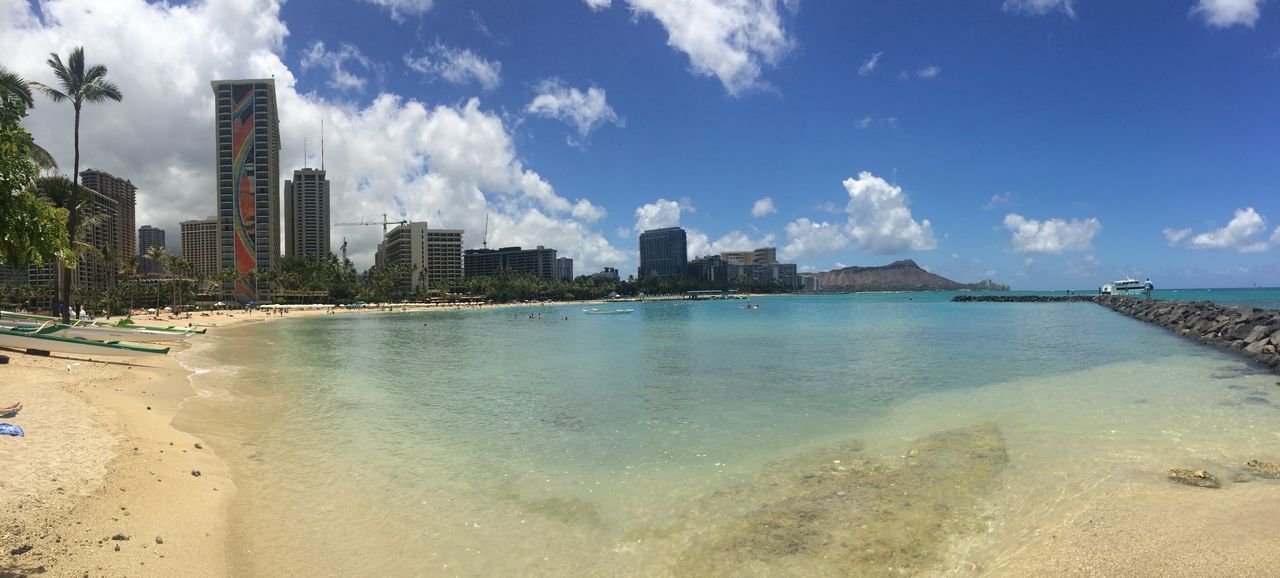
[320,118,325,171]
[482,212,489,249]
[303,136,308,169]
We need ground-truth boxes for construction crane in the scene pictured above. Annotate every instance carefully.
[340,237,348,261]
[334,213,408,235]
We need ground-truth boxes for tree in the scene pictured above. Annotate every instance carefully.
[31,46,123,323]
[0,77,68,268]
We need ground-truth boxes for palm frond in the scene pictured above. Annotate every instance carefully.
[0,65,34,108]
[28,141,58,170]
[28,81,68,103]
[85,78,123,102]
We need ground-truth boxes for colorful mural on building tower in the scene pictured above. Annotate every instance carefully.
[231,85,257,302]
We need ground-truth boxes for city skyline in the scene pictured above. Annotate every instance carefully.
[5,0,1279,289]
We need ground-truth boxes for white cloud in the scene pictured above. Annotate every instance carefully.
[843,171,937,254]
[858,51,882,76]
[6,0,625,274]
[751,196,776,217]
[856,116,898,129]
[613,0,795,96]
[404,44,501,91]
[982,192,1015,210]
[689,229,776,258]
[362,0,434,22]
[1192,0,1263,28]
[1162,227,1191,246]
[1001,0,1075,17]
[583,0,612,10]
[1003,213,1101,254]
[526,78,624,141]
[300,41,375,92]
[780,218,848,260]
[916,65,940,79]
[1180,207,1275,252]
[634,199,683,232]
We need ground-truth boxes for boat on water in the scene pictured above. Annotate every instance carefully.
[583,308,634,315]
[1100,278,1153,296]
[0,325,171,357]
[0,311,207,334]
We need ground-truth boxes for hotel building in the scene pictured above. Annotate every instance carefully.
[212,78,281,302]
[181,217,220,280]
[80,168,136,264]
[638,227,688,278]
[285,167,330,260]
[138,225,166,274]
[464,245,559,279]
[376,223,463,294]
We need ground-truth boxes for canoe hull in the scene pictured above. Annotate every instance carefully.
[0,330,170,357]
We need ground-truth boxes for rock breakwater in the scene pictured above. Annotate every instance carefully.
[1094,296,1280,371]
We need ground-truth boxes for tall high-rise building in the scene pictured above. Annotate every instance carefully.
[375,223,463,294]
[138,225,166,274]
[212,79,281,302]
[638,227,688,278]
[80,169,136,264]
[285,167,330,260]
[181,217,219,280]
[554,257,573,282]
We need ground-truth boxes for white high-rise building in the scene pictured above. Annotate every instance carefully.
[375,223,463,294]
[285,167,330,260]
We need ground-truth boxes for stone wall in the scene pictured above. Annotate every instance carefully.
[1093,296,1280,370]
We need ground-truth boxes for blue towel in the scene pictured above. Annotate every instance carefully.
[0,423,23,437]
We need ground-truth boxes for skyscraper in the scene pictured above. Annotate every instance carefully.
[285,167,330,260]
[212,79,281,302]
[638,227,688,278]
[181,217,219,280]
[375,223,463,294]
[138,225,166,274]
[80,169,136,265]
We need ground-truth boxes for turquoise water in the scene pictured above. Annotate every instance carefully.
[176,293,1280,576]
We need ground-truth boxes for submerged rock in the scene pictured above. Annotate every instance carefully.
[670,423,1008,577]
[1167,468,1221,489]
[1244,460,1280,479]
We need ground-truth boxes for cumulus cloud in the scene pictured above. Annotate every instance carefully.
[1003,213,1101,253]
[525,78,624,142]
[363,0,434,22]
[1192,0,1263,28]
[583,0,612,10]
[300,41,376,92]
[1163,227,1192,246]
[843,171,937,253]
[856,116,898,129]
[634,199,683,232]
[1171,207,1277,252]
[404,44,501,90]
[858,51,882,76]
[780,218,848,260]
[1001,0,1076,17]
[6,0,624,274]
[751,196,776,217]
[982,192,1015,210]
[601,0,795,96]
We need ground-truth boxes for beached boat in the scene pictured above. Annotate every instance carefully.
[0,311,206,334]
[583,308,634,315]
[0,321,192,343]
[0,325,170,357]
[1100,278,1153,296]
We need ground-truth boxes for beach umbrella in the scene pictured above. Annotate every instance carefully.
[146,308,156,313]
[215,301,225,307]
[163,306,172,311]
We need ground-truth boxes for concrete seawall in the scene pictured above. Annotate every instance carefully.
[953,294,1280,371]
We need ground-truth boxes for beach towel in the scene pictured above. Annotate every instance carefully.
[0,423,24,437]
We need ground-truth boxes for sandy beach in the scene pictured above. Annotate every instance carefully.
[3,301,1280,576]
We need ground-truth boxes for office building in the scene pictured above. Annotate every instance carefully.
[285,167,330,260]
[181,217,220,280]
[463,245,562,279]
[638,227,688,278]
[376,222,463,294]
[138,225,166,274]
[212,79,281,302]
[554,257,573,282]
[80,169,136,263]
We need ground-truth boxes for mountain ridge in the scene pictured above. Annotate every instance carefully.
[814,259,1008,292]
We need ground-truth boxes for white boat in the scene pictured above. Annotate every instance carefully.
[53,323,192,343]
[583,308,634,315]
[1100,278,1153,296]
[0,326,170,357]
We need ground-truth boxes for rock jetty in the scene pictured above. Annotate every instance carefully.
[1093,296,1280,370]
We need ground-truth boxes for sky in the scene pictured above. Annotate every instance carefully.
[3,0,1278,289]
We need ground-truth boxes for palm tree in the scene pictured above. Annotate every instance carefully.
[0,64,34,109]
[31,46,123,323]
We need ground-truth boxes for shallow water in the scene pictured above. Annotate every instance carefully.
[175,294,1280,576]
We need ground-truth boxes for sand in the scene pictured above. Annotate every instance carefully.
[4,303,1280,576]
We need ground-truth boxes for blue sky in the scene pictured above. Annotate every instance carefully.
[8,0,1279,288]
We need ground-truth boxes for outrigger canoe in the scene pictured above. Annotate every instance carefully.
[0,311,206,334]
[0,325,170,357]
[0,320,192,343]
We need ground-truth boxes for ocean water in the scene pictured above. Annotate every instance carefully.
[175,293,1280,576]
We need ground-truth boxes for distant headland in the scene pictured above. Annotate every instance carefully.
[815,259,1008,292]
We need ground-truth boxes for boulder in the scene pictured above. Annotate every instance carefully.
[1167,468,1221,489]
[1245,460,1280,479]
